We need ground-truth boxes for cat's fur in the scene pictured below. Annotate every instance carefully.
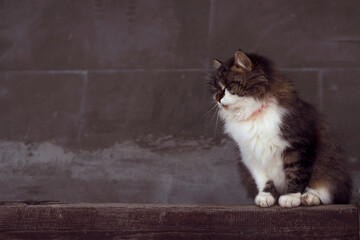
[210,50,352,207]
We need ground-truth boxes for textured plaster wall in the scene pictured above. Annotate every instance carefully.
[0,0,359,203]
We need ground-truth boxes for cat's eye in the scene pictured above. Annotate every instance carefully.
[212,81,226,92]
[212,85,225,94]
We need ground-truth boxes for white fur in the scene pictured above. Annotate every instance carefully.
[218,91,289,196]
[255,192,276,207]
[303,187,332,204]
[220,90,237,106]
[220,90,264,121]
[301,191,321,205]
[279,192,301,207]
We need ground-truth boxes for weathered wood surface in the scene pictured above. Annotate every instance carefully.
[0,202,358,240]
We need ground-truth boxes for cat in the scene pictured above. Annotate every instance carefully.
[210,50,352,207]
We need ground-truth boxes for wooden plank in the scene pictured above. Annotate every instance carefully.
[0,203,358,240]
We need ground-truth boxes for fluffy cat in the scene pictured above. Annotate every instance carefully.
[210,50,352,207]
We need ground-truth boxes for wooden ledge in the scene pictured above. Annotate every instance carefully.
[0,203,358,239]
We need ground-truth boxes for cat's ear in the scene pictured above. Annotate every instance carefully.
[213,59,222,69]
[235,51,252,71]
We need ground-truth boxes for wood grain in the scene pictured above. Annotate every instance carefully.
[0,203,358,240]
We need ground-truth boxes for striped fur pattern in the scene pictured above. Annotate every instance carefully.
[211,50,352,207]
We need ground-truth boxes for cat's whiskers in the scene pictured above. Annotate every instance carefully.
[201,102,218,119]
[210,104,220,123]
[214,107,220,136]
[208,50,351,206]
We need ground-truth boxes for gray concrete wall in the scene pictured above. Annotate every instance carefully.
[0,0,359,203]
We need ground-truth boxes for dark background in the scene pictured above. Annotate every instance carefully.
[0,0,359,204]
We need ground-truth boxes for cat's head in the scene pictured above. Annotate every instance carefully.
[211,50,276,121]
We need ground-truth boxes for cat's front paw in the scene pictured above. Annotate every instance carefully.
[301,192,321,206]
[279,193,301,208]
[255,192,276,207]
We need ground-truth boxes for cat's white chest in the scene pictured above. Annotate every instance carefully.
[222,103,289,194]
